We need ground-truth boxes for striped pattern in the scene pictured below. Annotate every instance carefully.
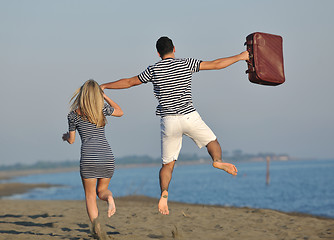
[67,104,115,179]
[138,58,201,116]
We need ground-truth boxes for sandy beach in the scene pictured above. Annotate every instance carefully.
[0,195,332,240]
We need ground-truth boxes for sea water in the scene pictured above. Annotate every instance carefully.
[2,159,334,218]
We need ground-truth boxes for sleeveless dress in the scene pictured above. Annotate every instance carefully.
[67,104,115,179]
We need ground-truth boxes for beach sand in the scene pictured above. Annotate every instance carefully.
[0,195,333,240]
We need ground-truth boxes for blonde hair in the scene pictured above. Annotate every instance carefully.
[70,79,106,127]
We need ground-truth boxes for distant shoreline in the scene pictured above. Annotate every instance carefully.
[1,158,332,181]
[0,160,210,181]
[2,151,320,173]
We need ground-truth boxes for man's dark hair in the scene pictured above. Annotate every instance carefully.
[156,36,174,57]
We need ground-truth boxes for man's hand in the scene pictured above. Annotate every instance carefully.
[240,51,250,61]
[100,84,106,91]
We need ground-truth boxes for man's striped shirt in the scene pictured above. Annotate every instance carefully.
[138,58,201,116]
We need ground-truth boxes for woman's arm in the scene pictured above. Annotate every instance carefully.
[62,131,76,144]
[199,51,249,70]
[103,93,124,117]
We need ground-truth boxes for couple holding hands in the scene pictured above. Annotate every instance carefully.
[63,36,249,233]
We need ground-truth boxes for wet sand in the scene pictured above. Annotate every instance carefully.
[0,169,71,197]
[0,167,78,180]
[0,195,333,240]
[0,182,58,197]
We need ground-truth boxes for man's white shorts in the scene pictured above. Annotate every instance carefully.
[160,111,216,164]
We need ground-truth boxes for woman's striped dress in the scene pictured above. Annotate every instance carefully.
[67,104,115,179]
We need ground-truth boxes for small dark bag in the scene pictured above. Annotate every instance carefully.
[245,32,285,86]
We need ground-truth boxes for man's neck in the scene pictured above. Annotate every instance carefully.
[162,53,175,60]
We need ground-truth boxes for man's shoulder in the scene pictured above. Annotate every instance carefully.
[145,58,201,73]
[153,58,197,65]
[171,57,198,62]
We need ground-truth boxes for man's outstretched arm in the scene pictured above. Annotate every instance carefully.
[199,51,249,71]
[100,76,142,90]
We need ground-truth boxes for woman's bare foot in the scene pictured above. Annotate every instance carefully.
[107,195,116,217]
[158,190,169,215]
[92,218,107,240]
[212,161,238,176]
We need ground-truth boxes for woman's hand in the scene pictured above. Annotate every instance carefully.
[62,132,70,141]
[103,93,124,117]
[62,131,75,144]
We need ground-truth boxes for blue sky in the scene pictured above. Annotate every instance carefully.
[1,0,333,165]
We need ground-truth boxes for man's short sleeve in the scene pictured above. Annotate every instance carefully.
[138,66,153,83]
[185,58,202,73]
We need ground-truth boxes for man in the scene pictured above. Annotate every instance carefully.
[101,36,249,215]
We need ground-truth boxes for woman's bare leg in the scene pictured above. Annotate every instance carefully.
[82,178,98,223]
[97,178,116,217]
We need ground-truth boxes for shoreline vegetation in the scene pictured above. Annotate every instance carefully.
[0,151,317,174]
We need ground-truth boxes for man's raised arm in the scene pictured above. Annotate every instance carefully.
[100,76,142,90]
[199,51,249,71]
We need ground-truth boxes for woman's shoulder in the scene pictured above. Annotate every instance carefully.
[67,110,79,120]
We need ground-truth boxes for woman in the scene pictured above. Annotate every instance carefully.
[62,79,123,237]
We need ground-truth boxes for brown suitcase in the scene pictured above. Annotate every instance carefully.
[245,32,285,86]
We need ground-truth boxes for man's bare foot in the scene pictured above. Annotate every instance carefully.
[107,195,116,217]
[158,190,169,215]
[213,161,238,176]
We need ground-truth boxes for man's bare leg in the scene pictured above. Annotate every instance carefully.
[158,160,175,215]
[206,139,238,176]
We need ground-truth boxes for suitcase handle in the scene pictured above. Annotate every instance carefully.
[244,40,253,46]
[246,67,255,74]
[244,39,265,46]
[245,39,254,74]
